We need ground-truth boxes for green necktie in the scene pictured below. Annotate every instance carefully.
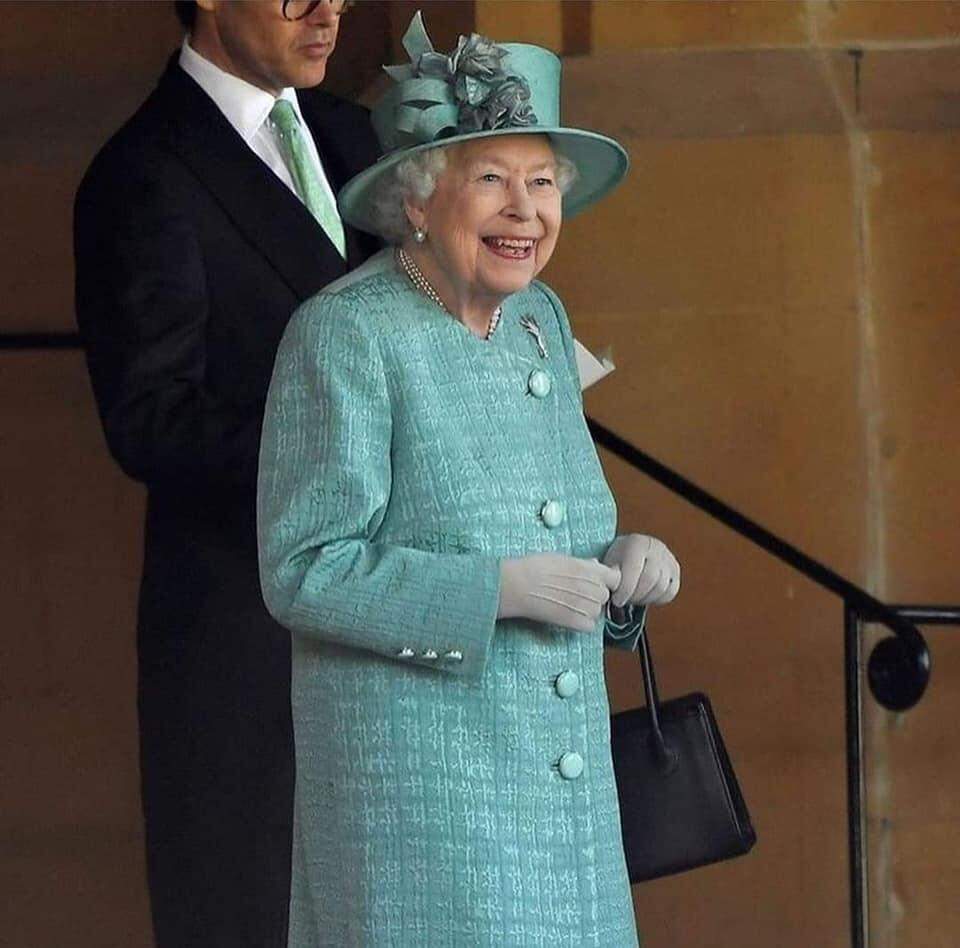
[270,99,346,259]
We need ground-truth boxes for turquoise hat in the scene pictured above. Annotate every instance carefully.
[337,11,629,236]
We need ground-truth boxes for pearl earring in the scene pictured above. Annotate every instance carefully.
[413,227,426,244]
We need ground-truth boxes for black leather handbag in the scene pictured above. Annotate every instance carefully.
[608,606,757,882]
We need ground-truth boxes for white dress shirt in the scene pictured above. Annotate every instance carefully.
[179,38,341,223]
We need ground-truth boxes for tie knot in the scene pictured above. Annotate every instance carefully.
[270,98,299,135]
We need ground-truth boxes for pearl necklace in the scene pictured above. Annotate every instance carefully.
[397,247,501,340]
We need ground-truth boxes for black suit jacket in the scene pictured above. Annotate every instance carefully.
[74,59,380,948]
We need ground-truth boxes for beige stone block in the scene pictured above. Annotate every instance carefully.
[562,48,850,139]
[868,130,960,315]
[0,158,86,334]
[0,43,164,333]
[0,826,151,948]
[859,48,960,132]
[0,352,149,944]
[866,131,960,601]
[592,0,808,51]
[628,740,847,947]
[562,44,960,139]
[0,352,144,860]
[577,291,867,568]
[476,0,564,49]
[864,631,960,942]
[874,307,960,602]
[812,0,960,44]
[0,697,142,832]
[383,1,478,67]
[887,818,960,946]
[547,135,857,315]
[1,1,180,81]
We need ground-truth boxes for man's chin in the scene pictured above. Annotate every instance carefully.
[287,62,329,89]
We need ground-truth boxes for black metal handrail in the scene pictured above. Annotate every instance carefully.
[585,415,953,948]
[586,416,932,710]
[844,604,959,948]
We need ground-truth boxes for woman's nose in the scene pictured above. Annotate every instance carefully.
[505,181,535,220]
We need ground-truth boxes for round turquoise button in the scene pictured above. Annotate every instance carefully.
[558,751,584,780]
[555,670,580,699]
[528,369,552,399]
[540,500,565,528]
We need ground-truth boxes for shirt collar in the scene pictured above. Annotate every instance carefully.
[179,38,306,144]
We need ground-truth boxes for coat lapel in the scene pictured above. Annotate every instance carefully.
[154,61,348,301]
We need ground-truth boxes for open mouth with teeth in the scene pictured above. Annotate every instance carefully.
[482,236,537,260]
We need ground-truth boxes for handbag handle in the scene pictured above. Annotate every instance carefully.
[609,604,679,774]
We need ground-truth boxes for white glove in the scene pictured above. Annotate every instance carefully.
[602,534,680,607]
[497,553,621,633]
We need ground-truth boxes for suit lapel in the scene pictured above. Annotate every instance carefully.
[154,61,348,301]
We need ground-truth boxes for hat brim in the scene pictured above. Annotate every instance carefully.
[337,126,629,237]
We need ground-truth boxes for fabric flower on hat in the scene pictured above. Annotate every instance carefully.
[380,13,540,147]
[450,34,504,80]
[460,74,537,132]
[404,29,538,134]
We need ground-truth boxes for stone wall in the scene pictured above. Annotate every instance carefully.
[2,3,958,945]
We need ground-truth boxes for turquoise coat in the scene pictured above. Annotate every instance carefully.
[258,253,639,947]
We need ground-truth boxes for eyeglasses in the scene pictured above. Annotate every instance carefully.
[281,0,349,21]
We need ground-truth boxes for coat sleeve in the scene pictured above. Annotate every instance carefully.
[74,147,264,494]
[257,294,502,681]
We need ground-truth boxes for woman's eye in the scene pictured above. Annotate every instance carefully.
[480,173,501,183]
[532,177,555,188]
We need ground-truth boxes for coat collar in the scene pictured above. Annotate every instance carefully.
[152,57,366,300]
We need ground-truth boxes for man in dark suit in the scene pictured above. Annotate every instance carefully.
[73,2,380,945]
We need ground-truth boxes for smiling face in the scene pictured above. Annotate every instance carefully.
[404,135,563,323]
[193,0,343,94]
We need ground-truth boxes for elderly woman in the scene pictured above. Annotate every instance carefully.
[258,14,680,947]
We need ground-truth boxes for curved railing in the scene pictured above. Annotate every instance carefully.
[587,416,956,948]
